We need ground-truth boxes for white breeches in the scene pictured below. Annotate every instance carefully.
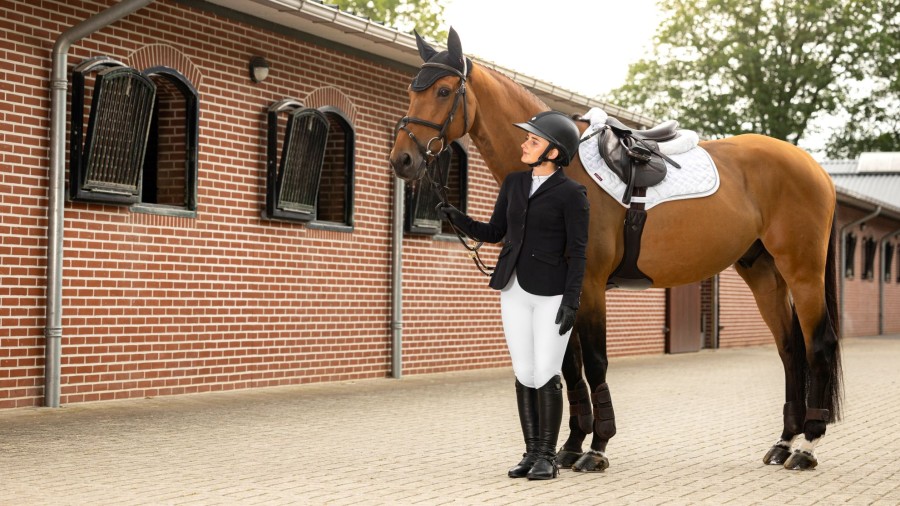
[500,273,572,389]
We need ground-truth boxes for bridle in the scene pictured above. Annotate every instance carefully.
[396,59,493,276]
[396,61,470,166]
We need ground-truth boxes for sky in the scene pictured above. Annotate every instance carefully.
[440,0,833,156]
[443,0,662,99]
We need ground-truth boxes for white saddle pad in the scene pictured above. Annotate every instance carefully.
[578,108,720,209]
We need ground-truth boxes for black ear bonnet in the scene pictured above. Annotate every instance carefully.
[411,53,473,91]
[411,28,472,91]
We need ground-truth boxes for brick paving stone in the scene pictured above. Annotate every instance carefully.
[1,335,899,505]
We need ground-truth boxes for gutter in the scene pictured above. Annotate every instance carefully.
[390,178,405,378]
[838,206,882,327]
[46,0,155,408]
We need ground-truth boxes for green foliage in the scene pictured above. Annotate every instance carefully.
[607,0,899,152]
[330,0,447,40]
[825,0,899,157]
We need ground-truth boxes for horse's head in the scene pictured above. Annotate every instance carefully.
[389,27,474,182]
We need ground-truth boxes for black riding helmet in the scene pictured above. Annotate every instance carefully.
[513,111,581,167]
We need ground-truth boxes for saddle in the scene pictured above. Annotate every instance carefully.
[598,117,682,205]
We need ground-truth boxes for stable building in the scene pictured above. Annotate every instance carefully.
[2,0,898,409]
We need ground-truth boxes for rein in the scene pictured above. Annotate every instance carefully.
[423,150,494,277]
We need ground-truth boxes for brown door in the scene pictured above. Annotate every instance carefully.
[667,282,702,353]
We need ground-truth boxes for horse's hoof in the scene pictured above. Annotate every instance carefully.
[763,444,792,465]
[783,450,818,470]
[571,450,609,472]
[556,448,583,468]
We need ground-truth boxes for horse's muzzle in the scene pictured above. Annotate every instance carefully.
[389,149,426,182]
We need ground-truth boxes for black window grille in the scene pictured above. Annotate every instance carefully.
[405,141,468,235]
[70,58,156,204]
[862,237,877,280]
[265,100,329,222]
[884,242,894,283]
[844,233,857,278]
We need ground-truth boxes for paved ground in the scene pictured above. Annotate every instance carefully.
[1,335,899,505]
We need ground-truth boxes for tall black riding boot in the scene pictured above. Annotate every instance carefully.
[527,375,563,480]
[508,380,539,478]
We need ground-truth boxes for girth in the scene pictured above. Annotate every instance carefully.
[607,188,653,290]
[598,118,684,290]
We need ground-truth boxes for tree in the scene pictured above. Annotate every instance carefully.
[825,0,899,157]
[330,0,446,40]
[607,0,899,151]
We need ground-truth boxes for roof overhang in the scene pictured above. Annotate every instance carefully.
[835,184,900,221]
[199,0,656,125]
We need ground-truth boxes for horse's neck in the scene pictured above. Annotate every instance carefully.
[467,65,547,182]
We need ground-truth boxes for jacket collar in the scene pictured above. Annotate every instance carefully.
[527,168,566,200]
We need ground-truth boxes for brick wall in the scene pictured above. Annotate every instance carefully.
[717,267,771,348]
[2,0,895,410]
[838,210,900,337]
[0,0,663,409]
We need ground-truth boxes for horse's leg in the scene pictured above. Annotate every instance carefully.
[733,251,807,465]
[766,222,842,470]
[557,334,591,468]
[570,286,615,473]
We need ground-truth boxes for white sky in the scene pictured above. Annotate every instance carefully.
[440,1,837,157]
[443,0,661,99]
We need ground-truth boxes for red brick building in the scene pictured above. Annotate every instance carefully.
[2,0,898,409]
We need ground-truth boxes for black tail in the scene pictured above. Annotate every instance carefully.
[823,213,843,421]
[785,213,843,422]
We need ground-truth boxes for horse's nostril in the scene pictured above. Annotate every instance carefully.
[400,152,412,169]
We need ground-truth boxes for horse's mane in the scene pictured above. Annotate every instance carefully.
[476,64,549,115]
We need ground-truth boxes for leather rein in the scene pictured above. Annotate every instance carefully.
[397,62,494,276]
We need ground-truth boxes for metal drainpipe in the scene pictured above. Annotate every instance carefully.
[711,274,720,349]
[46,0,155,408]
[390,177,405,378]
[878,228,900,335]
[838,206,881,327]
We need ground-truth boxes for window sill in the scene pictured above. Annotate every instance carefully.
[308,221,353,233]
[130,203,197,218]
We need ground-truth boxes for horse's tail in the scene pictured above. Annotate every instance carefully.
[786,211,842,423]
[823,211,843,422]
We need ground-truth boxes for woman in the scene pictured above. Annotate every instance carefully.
[440,111,589,480]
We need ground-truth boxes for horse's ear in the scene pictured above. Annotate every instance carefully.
[447,27,464,67]
[415,30,439,62]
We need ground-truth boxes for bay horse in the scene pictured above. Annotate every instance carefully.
[389,28,842,472]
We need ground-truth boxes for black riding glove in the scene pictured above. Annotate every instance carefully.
[555,305,577,335]
[437,203,467,224]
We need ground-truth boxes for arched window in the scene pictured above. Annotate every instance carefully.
[884,242,894,283]
[844,233,857,279]
[862,237,877,281]
[315,107,355,228]
[139,67,199,212]
[264,100,355,229]
[405,141,469,236]
[69,58,199,215]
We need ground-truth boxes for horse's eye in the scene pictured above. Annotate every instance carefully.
[437,87,451,98]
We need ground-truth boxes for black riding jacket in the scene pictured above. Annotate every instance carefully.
[450,169,590,309]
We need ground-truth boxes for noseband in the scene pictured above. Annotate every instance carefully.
[397,62,470,166]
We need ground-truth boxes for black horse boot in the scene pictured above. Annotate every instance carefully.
[508,380,539,478]
[527,375,563,480]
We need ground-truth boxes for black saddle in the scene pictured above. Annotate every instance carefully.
[599,117,682,205]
